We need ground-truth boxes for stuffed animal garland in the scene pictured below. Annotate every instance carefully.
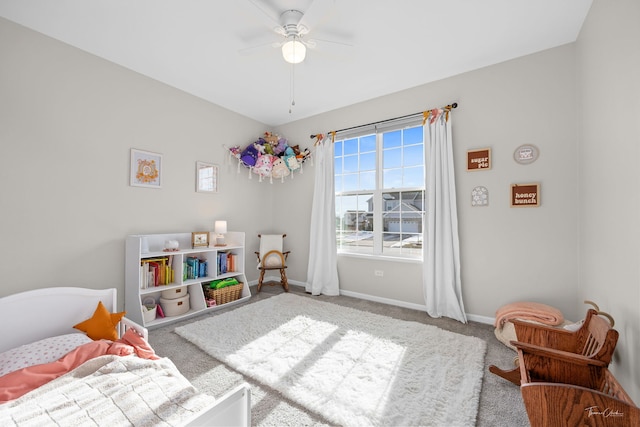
[227,132,312,183]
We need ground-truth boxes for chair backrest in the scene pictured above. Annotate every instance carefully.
[258,234,287,268]
[578,309,619,363]
[259,234,284,257]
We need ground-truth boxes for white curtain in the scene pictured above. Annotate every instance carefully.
[423,109,467,323]
[306,136,340,296]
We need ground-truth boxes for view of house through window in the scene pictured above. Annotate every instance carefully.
[335,123,425,259]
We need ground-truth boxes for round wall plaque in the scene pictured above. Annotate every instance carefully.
[513,144,539,165]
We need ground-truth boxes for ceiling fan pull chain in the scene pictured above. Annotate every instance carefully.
[289,61,296,113]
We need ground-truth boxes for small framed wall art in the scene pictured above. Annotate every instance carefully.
[511,183,540,207]
[467,148,491,171]
[130,149,162,188]
[471,186,489,207]
[191,231,209,248]
[513,144,539,165]
[196,161,218,193]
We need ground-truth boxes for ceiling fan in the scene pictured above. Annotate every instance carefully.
[243,0,352,64]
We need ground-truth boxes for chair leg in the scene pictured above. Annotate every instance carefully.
[488,365,522,386]
[257,269,266,292]
[280,268,289,292]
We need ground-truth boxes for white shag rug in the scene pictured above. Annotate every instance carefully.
[175,293,486,427]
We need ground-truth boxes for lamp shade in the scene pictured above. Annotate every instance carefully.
[282,38,306,64]
[214,220,227,234]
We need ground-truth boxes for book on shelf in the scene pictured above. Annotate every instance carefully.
[139,256,174,289]
[184,257,208,280]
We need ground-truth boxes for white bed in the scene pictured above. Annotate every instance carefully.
[0,287,251,427]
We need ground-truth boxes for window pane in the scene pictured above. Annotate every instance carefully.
[403,166,424,187]
[360,135,376,152]
[360,152,375,171]
[335,175,343,193]
[381,190,424,257]
[334,157,342,175]
[334,140,343,156]
[403,145,423,167]
[343,173,359,192]
[383,130,401,148]
[383,147,401,169]
[344,138,358,155]
[383,168,402,188]
[360,171,375,190]
[403,126,423,145]
[343,155,358,173]
[336,193,374,254]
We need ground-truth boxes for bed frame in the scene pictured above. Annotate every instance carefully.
[0,287,251,427]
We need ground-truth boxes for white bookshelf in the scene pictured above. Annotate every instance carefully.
[125,231,250,328]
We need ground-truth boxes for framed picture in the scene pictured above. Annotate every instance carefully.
[514,144,539,165]
[467,148,491,171]
[191,231,209,248]
[130,149,162,188]
[511,183,540,207]
[196,161,218,193]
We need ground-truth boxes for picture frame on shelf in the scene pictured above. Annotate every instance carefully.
[196,161,218,193]
[130,149,162,188]
[191,231,210,248]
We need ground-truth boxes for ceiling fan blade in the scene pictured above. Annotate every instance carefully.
[246,0,281,27]
[299,0,337,30]
[238,40,282,56]
[305,37,353,50]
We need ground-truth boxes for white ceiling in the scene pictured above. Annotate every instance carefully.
[0,0,592,126]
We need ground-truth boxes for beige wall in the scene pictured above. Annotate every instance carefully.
[0,17,270,303]
[576,0,640,402]
[278,44,580,321]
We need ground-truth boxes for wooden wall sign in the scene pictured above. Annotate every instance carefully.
[467,148,491,171]
[511,183,540,207]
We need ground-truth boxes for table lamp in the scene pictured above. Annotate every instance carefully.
[214,220,227,246]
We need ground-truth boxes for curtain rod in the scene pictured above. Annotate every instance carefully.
[309,102,458,140]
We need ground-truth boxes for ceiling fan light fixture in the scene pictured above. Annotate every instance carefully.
[282,38,306,64]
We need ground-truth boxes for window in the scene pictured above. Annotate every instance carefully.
[334,122,425,259]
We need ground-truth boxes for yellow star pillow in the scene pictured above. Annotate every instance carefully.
[73,301,126,341]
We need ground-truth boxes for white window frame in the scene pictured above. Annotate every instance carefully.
[334,117,425,260]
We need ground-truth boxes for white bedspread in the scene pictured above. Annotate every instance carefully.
[0,355,215,426]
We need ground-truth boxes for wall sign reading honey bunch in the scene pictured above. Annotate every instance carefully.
[511,183,540,207]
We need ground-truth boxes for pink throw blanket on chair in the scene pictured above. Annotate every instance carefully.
[494,301,564,327]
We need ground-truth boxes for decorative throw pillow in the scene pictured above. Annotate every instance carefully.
[73,301,126,341]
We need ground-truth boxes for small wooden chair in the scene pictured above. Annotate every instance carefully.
[255,234,289,292]
[489,309,619,386]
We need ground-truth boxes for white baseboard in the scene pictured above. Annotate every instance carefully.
[250,277,495,325]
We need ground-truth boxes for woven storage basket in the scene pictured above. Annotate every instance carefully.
[203,283,243,305]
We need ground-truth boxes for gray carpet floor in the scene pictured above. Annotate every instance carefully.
[148,284,529,426]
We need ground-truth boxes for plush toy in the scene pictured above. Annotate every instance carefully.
[253,153,275,180]
[274,138,288,155]
[240,143,259,167]
[228,146,241,158]
[297,148,311,162]
[271,157,290,181]
[284,147,300,172]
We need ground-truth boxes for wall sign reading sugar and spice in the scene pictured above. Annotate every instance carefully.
[511,183,540,207]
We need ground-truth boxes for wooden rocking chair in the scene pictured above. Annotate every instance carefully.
[255,234,289,292]
[489,308,619,386]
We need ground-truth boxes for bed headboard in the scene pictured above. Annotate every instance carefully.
[0,287,118,353]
